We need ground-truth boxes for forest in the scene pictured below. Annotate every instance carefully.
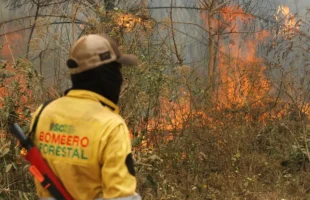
[1,0,310,199]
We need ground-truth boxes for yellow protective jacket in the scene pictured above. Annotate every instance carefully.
[29,89,140,200]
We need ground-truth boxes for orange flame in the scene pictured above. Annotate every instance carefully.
[202,5,272,123]
[132,5,276,149]
[130,4,308,151]
[275,5,299,38]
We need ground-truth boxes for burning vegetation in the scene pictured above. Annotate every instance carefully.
[119,3,310,158]
[275,5,300,39]
[131,4,306,147]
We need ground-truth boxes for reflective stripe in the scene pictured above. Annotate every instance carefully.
[40,194,141,200]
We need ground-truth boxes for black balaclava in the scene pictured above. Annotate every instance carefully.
[67,61,123,105]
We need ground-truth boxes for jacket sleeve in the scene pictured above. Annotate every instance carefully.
[99,122,141,199]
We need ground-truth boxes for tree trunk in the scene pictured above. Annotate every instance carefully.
[207,11,216,91]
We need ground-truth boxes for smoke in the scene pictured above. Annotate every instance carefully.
[273,0,308,15]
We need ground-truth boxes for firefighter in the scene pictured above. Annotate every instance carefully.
[29,33,141,200]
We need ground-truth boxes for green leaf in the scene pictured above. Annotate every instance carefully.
[0,148,10,158]
[5,163,13,172]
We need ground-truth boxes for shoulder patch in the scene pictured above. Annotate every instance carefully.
[125,153,136,176]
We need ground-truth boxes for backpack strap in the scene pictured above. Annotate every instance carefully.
[28,99,54,138]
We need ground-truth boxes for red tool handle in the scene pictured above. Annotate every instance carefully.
[26,147,74,200]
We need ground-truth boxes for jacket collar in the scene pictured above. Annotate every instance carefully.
[65,89,120,114]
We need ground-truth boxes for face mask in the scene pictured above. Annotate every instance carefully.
[70,62,123,104]
[98,62,123,104]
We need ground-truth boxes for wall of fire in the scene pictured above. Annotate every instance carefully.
[0,0,307,93]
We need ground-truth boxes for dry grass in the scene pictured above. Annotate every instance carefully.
[135,119,310,200]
